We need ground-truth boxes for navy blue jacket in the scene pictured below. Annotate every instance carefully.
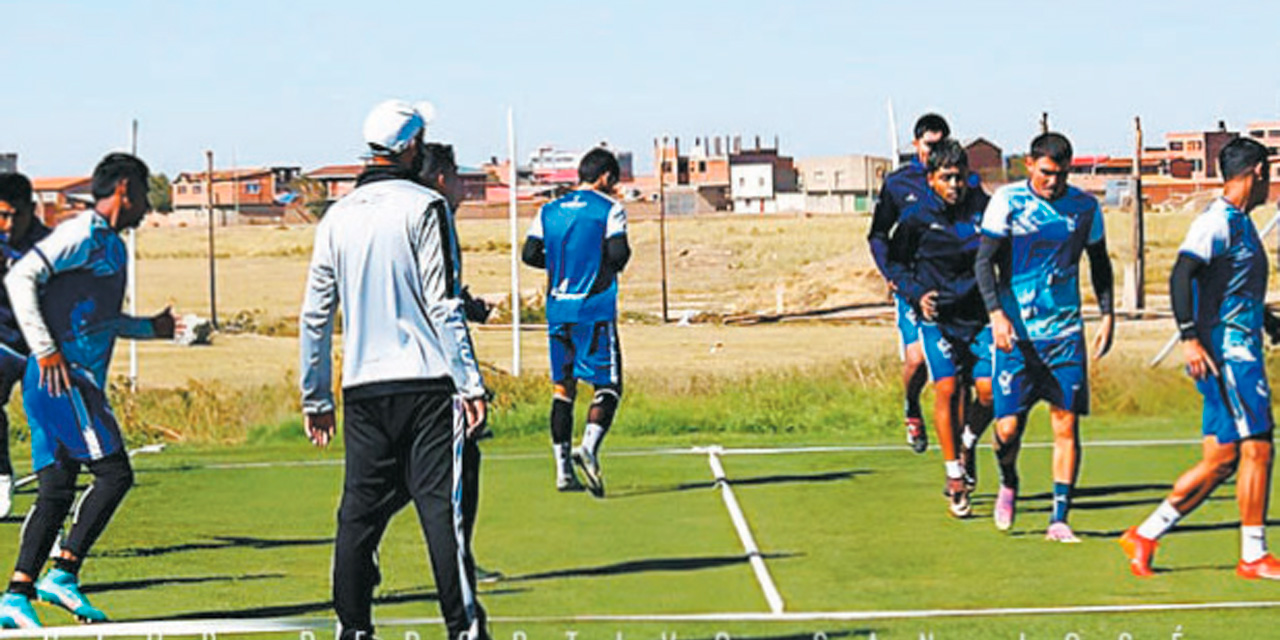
[867,159,930,278]
[885,186,990,341]
[0,220,52,354]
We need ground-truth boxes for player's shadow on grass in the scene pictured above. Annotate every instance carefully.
[611,469,872,499]
[100,535,334,558]
[507,552,798,582]
[1016,483,1182,513]
[83,573,282,594]
[144,587,526,621]
[1080,518,1280,540]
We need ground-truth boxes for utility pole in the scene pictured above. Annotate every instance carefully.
[1040,112,1050,134]
[1133,116,1146,311]
[128,119,139,391]
[206,150,218,328]
[656,136,670,323]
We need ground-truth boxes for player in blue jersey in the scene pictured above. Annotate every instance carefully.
[975,133,1115,542]
[885,139,994,517]
[522,148,630,497]
[869,113,951,454]
[0,154,176,629]
[0,174,51,519]
[1120,138,1280,579]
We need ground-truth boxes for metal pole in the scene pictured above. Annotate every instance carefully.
[128,119,138,391]
[886,99,900,170]
[1040,112,1050,134]
[206,150,218,329]
[507,108,521,375]
[657,136,669,323]
[1133,116,1145,311]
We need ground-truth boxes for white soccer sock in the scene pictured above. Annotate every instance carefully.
[582,423,606,457]
[944,460,964,480]
[1242,525,1268,563]
[553,443,572,478]
[1136,500,1182,541]
[961,427,977,450]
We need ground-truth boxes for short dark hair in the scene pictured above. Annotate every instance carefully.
[0,172,33,210]
[914,113,950,140]
[91,152,149,201]
[578,147,620,185]
[926,138,968,174]
[1029,132,1073,165]
[419,142,458,187]
[1219,137,1270,181]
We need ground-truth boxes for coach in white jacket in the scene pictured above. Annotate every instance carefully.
[299,99,489,640]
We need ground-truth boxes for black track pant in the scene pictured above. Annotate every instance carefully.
[334,392,485,640]
[15,451,133,576]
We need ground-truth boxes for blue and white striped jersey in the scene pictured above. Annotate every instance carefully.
[526,190,627,324]
[981,181,1104,342]
[1179,197,1269,339]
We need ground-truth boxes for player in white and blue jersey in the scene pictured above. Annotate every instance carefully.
[522,148,630,497]
[869,113,952,454]
[884,139,994,518]
[975,133,1115,542]
[1120,138,1280,580]
[0,154,176,629]
[0,173,51,519]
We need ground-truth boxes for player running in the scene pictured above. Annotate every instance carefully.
[975,132,1115,542]
[884,139,994,517]
[0,173,51,518]
[1120,138,1280,579]
[522,148,630,498]
[869,114,951,454]
[0,153,176,628]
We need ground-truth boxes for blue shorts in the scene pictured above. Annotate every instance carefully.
[895,294,921,356]
[992,335,1088,419]
[549,320,622,387]
[1198,329,1274,444]
[25,359,124,472]
[920,323,993,383]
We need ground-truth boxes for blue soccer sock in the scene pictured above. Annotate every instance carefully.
[1051,482,1072,523]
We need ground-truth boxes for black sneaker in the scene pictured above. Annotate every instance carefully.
[906,417,928,454]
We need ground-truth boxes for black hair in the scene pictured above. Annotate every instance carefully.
[578,147,620,185]
[1219,137,1270,181]
[1029,132,1073,165]
[0,172,33,210]
[91,152,149,201]
[925,138,968,174]
[913,113,950,140]
[419,142,458,187]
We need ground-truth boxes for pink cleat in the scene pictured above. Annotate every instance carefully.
[994,485,1016,531]
[1045,521,1082,543]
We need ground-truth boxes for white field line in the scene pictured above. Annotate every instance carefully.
[23,598,1280,638]
[195,439,1205,470]
[706,446,786,615]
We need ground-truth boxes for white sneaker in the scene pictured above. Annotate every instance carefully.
[0,475,12,519]
[572,447,605,498]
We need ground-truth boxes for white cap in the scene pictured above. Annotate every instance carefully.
[363,99,434,156]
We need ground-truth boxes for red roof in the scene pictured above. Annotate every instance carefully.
[31,176,91,191]
[305,164,363,179]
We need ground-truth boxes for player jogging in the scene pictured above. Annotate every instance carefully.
[975,132,1115,542]
[1120,137,1280,579]
[884,139,994,517]
[522,148,630,497]
[869,113,951,454]
[0,173,51,519]
[0,153,176,628]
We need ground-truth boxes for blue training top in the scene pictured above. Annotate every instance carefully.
[1179,197,1269,342]
[526,189,628,324]
[981,181,1105,343]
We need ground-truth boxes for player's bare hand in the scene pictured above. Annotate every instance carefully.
[462,396,488,437]
[38,350,71,397]
[1181,338,1218,381]
[920,291,939,321]
[1091,314,1115,360]
[305,411,336,448]
[990,310,1014,353]
[152,306,178,339]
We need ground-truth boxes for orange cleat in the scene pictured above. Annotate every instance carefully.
[1119,527,1158,578]
[1237,554,1280,580]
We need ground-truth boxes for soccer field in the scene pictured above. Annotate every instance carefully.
[2,417,1278,640]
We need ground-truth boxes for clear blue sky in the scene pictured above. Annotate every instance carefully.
[4,0,1278,178]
